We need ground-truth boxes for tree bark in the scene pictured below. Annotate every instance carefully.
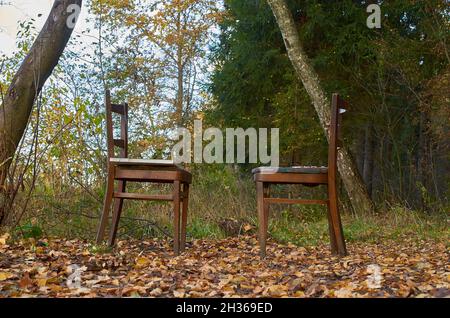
[0,0,82,225]
[267,0,375,215]
[175,9,184,127]
[363,123,374,197]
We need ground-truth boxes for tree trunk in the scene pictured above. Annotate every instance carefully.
[0,0,82,225]
[363,123,374,197]
[267,0,375,215]
[175,9,184,127]
[355,129,365,175]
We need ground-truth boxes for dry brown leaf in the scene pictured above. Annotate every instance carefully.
[19,273,33,289]
[173,289,185,298]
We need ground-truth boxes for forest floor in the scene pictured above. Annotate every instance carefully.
[0,234,448,298]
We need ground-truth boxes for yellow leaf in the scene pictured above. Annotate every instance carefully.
[293,290,305,297]
[230,275,246,283]
[47,277,60,284]
[267,285,288,297]
[36,278,48,287]
[49,284,63,292]
[135,256,150,268]
[0,272,13,281]
[36,247,45,254]
[0,233,10,246]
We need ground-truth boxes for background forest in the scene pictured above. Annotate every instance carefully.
[0,0,448,246]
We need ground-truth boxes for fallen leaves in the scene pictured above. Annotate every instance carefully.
[0,236,448,298]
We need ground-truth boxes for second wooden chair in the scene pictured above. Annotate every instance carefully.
[252,93,348,258]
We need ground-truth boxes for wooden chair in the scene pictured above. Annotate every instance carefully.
[252,93,348,258]
[96,90,192,255]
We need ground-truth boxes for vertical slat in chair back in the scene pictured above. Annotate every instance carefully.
[328,93,347,181]
[105,90,128,159]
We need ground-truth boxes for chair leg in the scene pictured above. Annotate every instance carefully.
[108,180,126,247]
[173,181,181,256]
[328,184,347,256]
[96,167,115,244]
[257,182,268,258]
[263,184,270,242]
[180,183,189,253]
[326,201,338,254]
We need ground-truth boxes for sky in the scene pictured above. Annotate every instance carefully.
[0,0,91,56]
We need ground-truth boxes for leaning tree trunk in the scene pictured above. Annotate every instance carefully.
[0,0,82,225]
[267,0,375,215]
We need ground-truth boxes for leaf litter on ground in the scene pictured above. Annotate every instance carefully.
[0,234,448,298]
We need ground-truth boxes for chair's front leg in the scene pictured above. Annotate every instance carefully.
[180,183,190,253]
[263,183,270,242]
[257,181,268,258]
[96,166,115,244]
[173,181,181,256]
[108,180,126,247]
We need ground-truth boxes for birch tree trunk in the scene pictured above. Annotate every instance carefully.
[0,0,82,225]
[267,0,375,215]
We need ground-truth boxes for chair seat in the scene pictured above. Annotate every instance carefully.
[252,166,328,174]
[110,158,177,167]
[111,159,191,184]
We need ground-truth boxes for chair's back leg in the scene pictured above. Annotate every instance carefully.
[180,183,190,253]
[173,181,181,256]
[96,168,115,244]
[326,201,338,254]
[327,184,347,256]
[108,180,126,246]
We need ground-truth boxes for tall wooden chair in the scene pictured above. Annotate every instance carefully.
[96,90,192,255]
[252,93,348,258]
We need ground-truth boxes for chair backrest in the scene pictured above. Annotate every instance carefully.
[105,90,128,159]
[328,93,347,181]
